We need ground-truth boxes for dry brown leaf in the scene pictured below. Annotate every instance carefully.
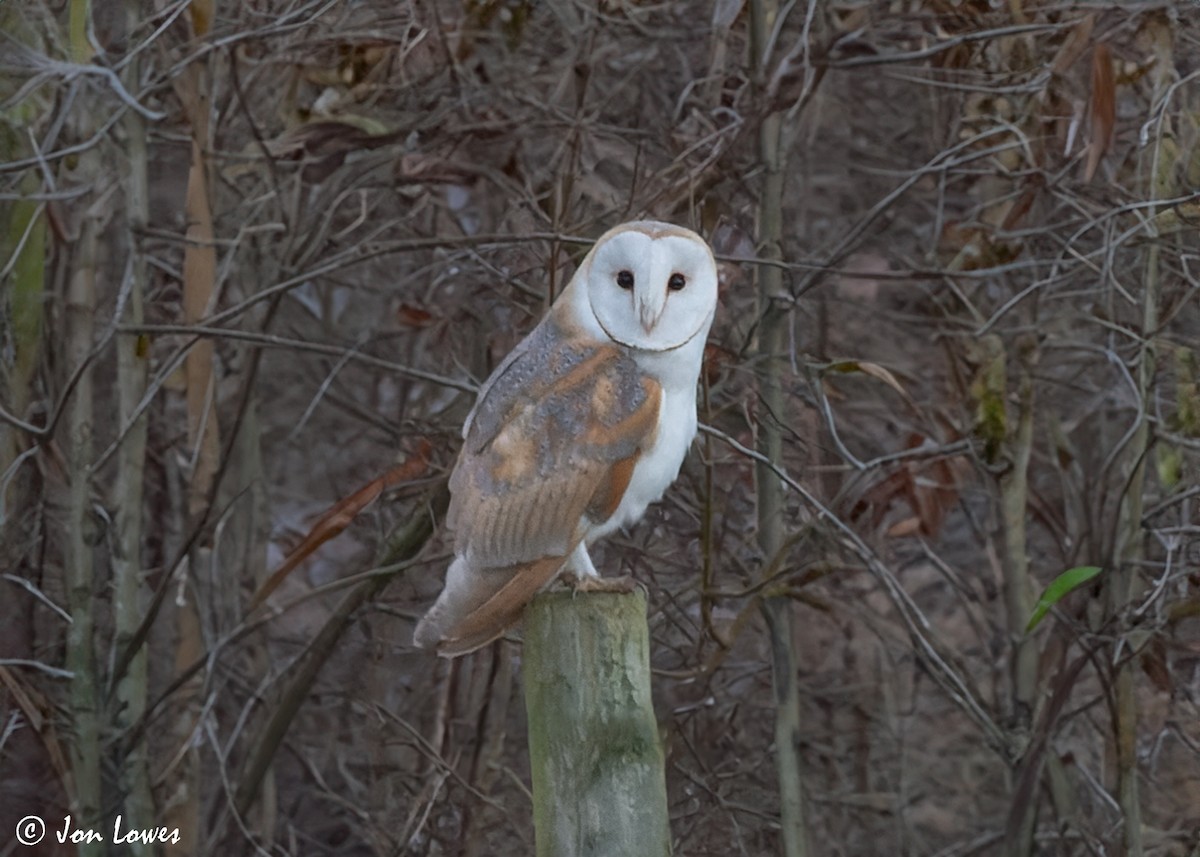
[849,431,967,540]
[702,342,736,388]
[1000,182,1039,231]
[1050,14,1094,76]
[397,152,475,184]
[339,41,392,86]
[0,666,71,786]
[848,466,908,532]
[396,303,435,328]
[885,516,923,538]
[189,0,214,37]
[829,360,907,397]
[1084,43,1115,183]
[0,664,44,731]
[907,453,965,539]
[1140,638,1172,694]
[247,440,433,611]
[939,220,988,271]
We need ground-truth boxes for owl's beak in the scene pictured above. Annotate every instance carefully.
[637,292,666,333]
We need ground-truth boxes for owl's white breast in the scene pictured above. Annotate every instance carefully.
[553,261,712,545]
[584,334,705,543]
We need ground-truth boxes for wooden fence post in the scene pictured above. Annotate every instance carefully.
[523,589,670,857]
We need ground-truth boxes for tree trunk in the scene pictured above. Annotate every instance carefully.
[749,0,811,854]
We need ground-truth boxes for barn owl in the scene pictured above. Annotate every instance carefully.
[413,221,718,656]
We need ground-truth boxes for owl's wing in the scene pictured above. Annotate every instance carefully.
[422,318,661,655]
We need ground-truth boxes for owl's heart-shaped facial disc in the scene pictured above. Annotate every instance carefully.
[584,226,718,353]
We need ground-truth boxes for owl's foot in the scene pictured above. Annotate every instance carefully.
[562,572,640,595]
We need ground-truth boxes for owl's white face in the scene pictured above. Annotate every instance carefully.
[583,223,718,352]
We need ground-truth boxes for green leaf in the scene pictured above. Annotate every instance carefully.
[1026,566,1103,632]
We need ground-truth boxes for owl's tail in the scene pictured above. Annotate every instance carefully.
[412,554,569,657]
[411,611,445,651]
[412,557,472,650]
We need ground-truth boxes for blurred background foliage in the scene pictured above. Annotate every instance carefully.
[1,1,1198,855]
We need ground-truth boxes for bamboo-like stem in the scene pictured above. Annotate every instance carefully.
[61,4,101,843]
[164,33,219,853]
[1001,334,1040,857]
[0,0,47,528]
[111,7,154,847]
[1106,25,1177,856]
[760,594,807,857]
[0,11,49,773]
[0,186,45,514]
[749,0,809,854]
[64,197,103,857]
[68,0,93,62]
[1001,337,1039,714]
[1109,237,1155,857]
[523,590,670,857]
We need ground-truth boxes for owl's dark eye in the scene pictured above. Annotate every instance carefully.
[668,273,687,291]
[616,270,635,290]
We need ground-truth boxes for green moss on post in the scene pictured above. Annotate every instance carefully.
[523,590,670,857]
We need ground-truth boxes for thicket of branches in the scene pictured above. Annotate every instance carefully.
[2,1,1198,855]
